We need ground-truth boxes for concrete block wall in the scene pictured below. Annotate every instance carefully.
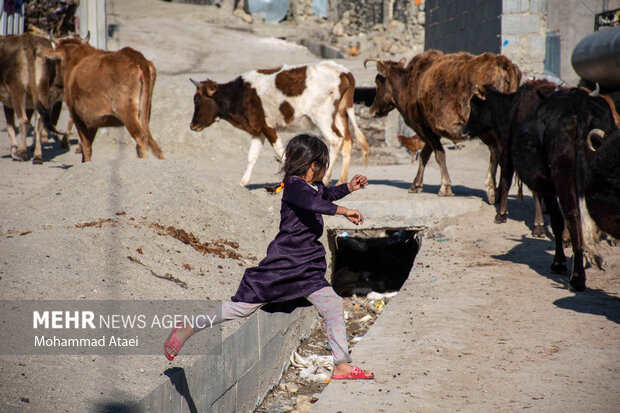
[500,0,548,78]
[129,306,317,413]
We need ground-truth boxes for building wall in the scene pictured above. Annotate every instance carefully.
[500,0,548,79]
[547,0,620,86]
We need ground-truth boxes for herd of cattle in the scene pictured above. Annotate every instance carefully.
[1,32,618,292]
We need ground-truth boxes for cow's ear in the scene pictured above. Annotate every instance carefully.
[205,82,218,96]
[472,85,486,100]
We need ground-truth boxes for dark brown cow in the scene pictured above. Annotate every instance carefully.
[38,34,164,162]
[365,50,521,203]
[0,33,64,163]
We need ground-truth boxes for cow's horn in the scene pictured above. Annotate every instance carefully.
[83,30,91,43]
[190,78,202,88]
[587,128,605,152]
[589,83,600,97]
[363,57,381,69]
[49,30,59,46]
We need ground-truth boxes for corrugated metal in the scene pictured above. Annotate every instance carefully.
[0,3,25,36]
[544,30,561,77]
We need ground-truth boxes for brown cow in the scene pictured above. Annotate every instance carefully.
[0,33,65,163]
[365,50,522,203]
[38,33,164,162]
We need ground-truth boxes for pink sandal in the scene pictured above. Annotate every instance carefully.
[331,365,374,380]
[164,322,185,361]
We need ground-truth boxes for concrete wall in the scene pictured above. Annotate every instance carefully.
[127,307,316,413]
[500,0,548,79]
[425,0,502,54]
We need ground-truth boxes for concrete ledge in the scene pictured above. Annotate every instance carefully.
[128,306,317,413]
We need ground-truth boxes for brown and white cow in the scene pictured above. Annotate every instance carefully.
[0,33,65,163]
[38,34,164,162]
[189,61,370,186]
[365,51,521,203]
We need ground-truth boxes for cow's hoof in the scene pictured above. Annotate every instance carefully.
[438,186,454,197]
[550,261,568,275]
[60,136,70,149]
[12,148,28,161]
[568,275,586,292]
[41,136,50,144]
[586,252,605,270]
[32,156,43,165]
[408,185,423,193]
[75,145,82,154]
[532,225,545,238]
[494,214,507,224]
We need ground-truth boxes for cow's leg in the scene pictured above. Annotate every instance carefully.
[337,137,353,185]
[73,116,97,162]
[479,133,500,204]
[3,106,19,158]
[32,114,43,164]
[556,190,586,291]
[50,102,69,148]
[532,192,545,237]
[11,89,30,161]
[579,197,604,269]
[240,135,265,187]
[334,109,353,185]
[544,195,567,275]
[263,127,284,162]
[495,156,514,224]
[123,117,151,159]
[316,118,344,186]
[433,147,453,196]
[410,143,432,193]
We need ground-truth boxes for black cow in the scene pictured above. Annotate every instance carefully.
[584,128,620,239]
[511,89,616,291]
[464,79,560,232]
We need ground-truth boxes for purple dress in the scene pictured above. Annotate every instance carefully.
[231,176,351,303]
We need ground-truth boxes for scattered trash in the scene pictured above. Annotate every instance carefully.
[338,231,350,238]
[359,314,372,323]
[364,298,386,313]
[344,310,349,320]
[431,277,437,282]
[283,383,299,394]
[366,291,398,301]
[290,351,333,382]
[351,336,364,343]
[436,238,451,242]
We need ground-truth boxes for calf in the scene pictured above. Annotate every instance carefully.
[189,61,370,186]
[511,89,616,291]
[364,51,521,203]
[0,33,64,163]
[38,33,164,162]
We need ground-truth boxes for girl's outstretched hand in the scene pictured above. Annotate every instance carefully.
[347,174,368,192]
[344,208,364,225]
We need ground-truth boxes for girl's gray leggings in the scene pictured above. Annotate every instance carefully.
[195,286,351,364]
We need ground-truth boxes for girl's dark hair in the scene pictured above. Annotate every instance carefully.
[266,134,329,194]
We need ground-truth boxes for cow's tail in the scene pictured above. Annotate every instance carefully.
[344,72,370,166]
[138,60,164,160]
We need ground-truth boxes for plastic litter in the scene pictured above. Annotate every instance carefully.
[431,277,437,282]
[338,231,350,238]
[366,291,398,301]
[359,314,372,323]
[290,351,333,382]
[351,336,363,343]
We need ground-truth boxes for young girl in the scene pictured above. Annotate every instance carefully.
[165,134,374,380]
